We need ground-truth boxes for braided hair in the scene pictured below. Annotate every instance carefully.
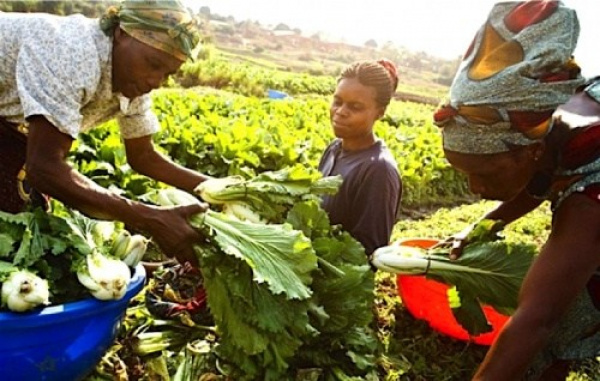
[338,59,399,108]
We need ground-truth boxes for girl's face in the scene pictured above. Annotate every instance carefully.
[445,144,542,201]
[330,78,384,149]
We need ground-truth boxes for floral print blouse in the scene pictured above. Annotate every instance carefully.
[0,12,159,139]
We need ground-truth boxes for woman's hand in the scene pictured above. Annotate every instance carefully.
[432,219,505,259]
[144,203,208,267]
[431,223,477,259]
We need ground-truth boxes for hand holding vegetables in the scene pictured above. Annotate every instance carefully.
[431,218,506,259]
[372,220,534,335]
[142,202,208,267]
[138,166,377,380]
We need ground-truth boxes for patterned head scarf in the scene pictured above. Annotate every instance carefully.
[434,1,584,154]
[100,0,200,61]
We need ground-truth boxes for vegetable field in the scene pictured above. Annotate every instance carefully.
[0,3,596,378]
[67,86,600,380]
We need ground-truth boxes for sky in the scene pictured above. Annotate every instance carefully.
[185,0,599,77]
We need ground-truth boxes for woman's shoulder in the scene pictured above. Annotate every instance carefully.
[358,142,400,179]
[16,14,102,72]
[373,140,400,167]
[322,139,342,156]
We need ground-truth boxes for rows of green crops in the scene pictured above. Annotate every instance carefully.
[71,88,469,208]
[176,57,337,97]
[174,47,449,103]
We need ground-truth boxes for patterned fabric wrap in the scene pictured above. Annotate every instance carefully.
[100,0,200,61]
[539,79,600,210]
[523,289,600,380]
[435,1,584,154]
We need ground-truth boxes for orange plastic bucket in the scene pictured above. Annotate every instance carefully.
[394,238,509,345]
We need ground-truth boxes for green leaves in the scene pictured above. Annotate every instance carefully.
[287,202,378,378]
[374,238,536,335]
[147,174,377,380]
[198,210,317,300]
[0,204,136,306]
[448,286,492,336]
[196,239,315,380]
[0,261,17,282]
[427,241,535,315]
[195,165,342,223]
[0,209,63,268]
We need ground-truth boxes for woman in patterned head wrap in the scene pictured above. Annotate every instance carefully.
[100,0,200,99]
[433,1,600,380]
[0,1,210,266]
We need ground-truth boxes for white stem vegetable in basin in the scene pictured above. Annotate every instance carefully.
[1,269,50,312]
[111,231,148,268]
[77,252,131,301]
[121,234,149,268]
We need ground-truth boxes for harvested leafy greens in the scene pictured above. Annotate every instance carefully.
[137,166,378,380]
[372,219,536,335]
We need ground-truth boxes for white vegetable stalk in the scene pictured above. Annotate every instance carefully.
[111,231,148,268]
[1,270,50,312]
[92,220,116,244]
[222,201,264,223]
[111,230,131,259]
[371,245,476,275]
[157,188,201,207]
[77,252,132,301]
[121,235,149,268]
[371,245,432,275]
[194,176,244,204]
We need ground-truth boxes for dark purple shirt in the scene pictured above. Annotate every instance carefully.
[318,139,402,255]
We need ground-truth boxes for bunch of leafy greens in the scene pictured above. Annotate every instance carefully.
[0,204,124,305]
[195,164,342,222]
[287,201,378,380]
[373,219,535,335]
[143,167,377,380]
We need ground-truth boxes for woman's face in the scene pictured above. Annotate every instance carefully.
[330,78,384,147]
[445,145,541,201]
[112,28,183,99]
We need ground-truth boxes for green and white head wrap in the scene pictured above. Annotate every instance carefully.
[100,0,200,61]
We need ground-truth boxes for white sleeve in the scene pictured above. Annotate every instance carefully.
[117,94,160,139]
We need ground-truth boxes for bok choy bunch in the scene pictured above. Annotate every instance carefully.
[0,204,147,308]
[142,176,378,380]
[0,261,50,312]
[194,165,342,223]
[144,187,319,380]
[372,220,536,335]
[147,187,317,300]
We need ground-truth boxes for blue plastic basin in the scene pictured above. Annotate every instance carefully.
[0,264,146,381]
